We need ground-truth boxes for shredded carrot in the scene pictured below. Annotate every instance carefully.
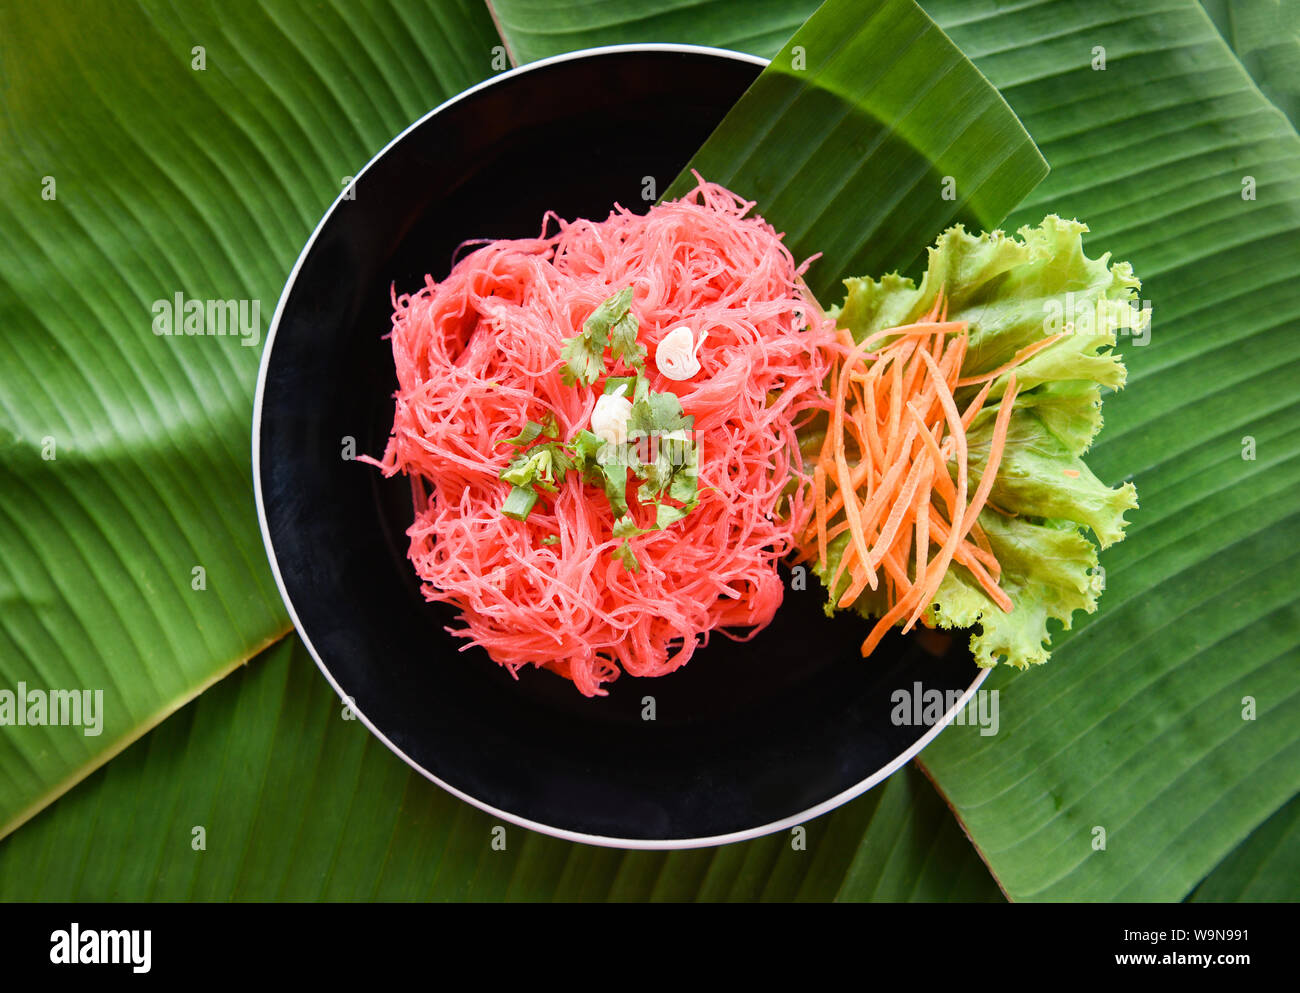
[830,334,881,594]
[903,346,968,633]
[968,521,1000,579]
[813,462,828,570]
[958,379,990,427]
[794,291,1052,659]
[868,439,928,571]
[959,374,1019,539]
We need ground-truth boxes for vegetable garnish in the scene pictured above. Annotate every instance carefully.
[362,178,837,696]
[507,290,703,558]
[798,292,1001,653]
[801,217,1141,668]
[560,286,641,386]
[655,325,707,380]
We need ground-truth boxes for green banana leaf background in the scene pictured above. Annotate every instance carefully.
[1,0,1296,901]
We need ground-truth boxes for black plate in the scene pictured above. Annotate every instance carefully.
[254,45,984,847]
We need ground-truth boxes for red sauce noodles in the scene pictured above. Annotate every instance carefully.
[363,178,837,696]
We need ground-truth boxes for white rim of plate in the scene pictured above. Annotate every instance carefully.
[251,42,990,851]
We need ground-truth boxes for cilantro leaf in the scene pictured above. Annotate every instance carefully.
[613,541,639,573]
[568,430,605,484]
[602,376,637,397]
[608,312,645,370]
[654,502,691,529]
[560,332,607,387]
[561,287,640,385]
[597,454,631,518]
[627,390,692,437]
[612,514,646,539]
[668,458,698,504]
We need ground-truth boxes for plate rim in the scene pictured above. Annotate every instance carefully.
[251,42,990,850]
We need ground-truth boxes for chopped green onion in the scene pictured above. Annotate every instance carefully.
[501,485,539,521]
[502,420,545,447]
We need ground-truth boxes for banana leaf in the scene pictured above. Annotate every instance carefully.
[1189,791,1300,902]
[1204,0,1300,128]
[0,0,502,837]
[5,0,1297,904]
[0,0,1035,887]
[0,638,1000,901]
[660,0,1047,298]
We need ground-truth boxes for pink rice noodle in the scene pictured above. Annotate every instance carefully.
[362,176,838,696]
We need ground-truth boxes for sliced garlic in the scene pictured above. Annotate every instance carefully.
[591,383,632,445]
[656,325,707,381]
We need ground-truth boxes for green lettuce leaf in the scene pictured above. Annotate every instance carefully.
[817,216,1140,668]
